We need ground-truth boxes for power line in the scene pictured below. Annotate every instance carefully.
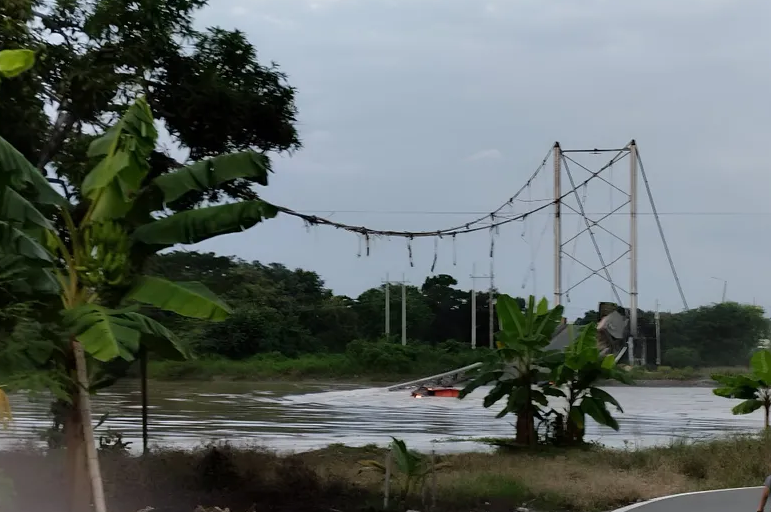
[282,209,771,217]
[271,148,625,241]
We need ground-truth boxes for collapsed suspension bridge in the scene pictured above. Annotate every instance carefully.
[274,140,689,384]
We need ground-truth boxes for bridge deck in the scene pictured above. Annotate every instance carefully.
[385,362,483,391]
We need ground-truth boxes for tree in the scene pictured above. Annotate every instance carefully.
[459,295,564,446]
[1,95,282,511]
[713,350,771,428]
[664,346,701,368]
[542,323,632,445]
[354,284,434,342]
[421,274,466,345]
[657,303,768,366]
[1,1,299,207]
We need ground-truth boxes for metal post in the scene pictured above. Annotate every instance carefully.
[488,259,495,349]
[401,273,407,346]
[470,264,477,349]
[553,142,562,306]
[140,346,148,455]
[710,276,727,303]
[629,140,638,365]
[384,273,390,338]
[655,299,661,366]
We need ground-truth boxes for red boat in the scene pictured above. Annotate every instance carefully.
[411,386,460,398]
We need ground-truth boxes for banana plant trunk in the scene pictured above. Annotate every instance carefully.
[71,338,108,512]
[515,383,537,446]
[64,390,90,512]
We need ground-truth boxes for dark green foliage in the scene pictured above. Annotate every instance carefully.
[130,251,771,371]
[713,350,771,428]
[0,0,299,207]
[542,323,633,445]
[664,347,701,368]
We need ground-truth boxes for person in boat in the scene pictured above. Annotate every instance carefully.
[412,386,431,397]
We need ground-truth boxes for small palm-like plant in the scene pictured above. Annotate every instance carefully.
[359,437,450,504]
[541,322,632,445]
[713,350,771,428]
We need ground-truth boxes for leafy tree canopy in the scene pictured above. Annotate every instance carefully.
[133,251,771,371]
[0,0,299,208]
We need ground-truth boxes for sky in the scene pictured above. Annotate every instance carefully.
[176,0,771,319]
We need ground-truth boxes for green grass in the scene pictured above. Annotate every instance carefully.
[629,365,747,381]
[147,348,749,384]
[147,348,483,383]
[148,353,355,381]
[145,349,750,384]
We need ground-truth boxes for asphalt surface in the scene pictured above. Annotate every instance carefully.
[613,487,763,512]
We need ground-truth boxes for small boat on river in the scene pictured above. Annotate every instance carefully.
[411,386,460,398]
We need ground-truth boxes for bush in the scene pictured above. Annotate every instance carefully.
[664,347,702,368]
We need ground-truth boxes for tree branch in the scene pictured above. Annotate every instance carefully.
[36,103,75,172]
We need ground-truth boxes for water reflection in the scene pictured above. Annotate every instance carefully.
[0,382,762,454]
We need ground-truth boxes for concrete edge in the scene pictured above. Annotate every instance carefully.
[611,486,763,512]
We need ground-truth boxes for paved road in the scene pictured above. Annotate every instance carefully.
[613,487,763,512]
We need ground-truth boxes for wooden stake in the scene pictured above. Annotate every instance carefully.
[431,450,437,511]
[73,339,107,512]
[383,448,392,509]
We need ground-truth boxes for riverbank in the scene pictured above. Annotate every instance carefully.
[144,353,744,386]
[2,434,768,512]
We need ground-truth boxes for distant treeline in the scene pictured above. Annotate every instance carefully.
[146,251,769,368]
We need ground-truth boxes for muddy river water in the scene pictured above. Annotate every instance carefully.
[0,381,762,454]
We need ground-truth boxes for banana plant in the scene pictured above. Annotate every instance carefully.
[459,295,564,446]
[1,94,280,512]
[713,350,771,428]
[541,322,633,445]
[3,94,279,363]
[0,47,43,430]
[359,437,451,504]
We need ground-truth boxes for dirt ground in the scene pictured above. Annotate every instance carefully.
[1,435,768,512]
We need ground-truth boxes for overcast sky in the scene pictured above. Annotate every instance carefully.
[179,0,771,319]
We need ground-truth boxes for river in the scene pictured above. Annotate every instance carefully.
[0,381,762,454]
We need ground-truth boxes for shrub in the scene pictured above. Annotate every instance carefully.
[664,347,701,368]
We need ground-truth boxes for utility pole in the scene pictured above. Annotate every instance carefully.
[470,264,493,349]
[553,142,562,307]
[655,299,661,366]
[383,273,391,338]
[488,259,495,349]
[401,273,407,346]
[470,264,477,349]
[711,277,727,303]
[628,140,638,366]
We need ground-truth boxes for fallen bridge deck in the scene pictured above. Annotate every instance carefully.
[385,362,483,392]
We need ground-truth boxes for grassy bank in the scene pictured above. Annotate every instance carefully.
[144,350,746,384]
[2,434,770,512]
[145,343,483,383]
[628,365,746,382]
